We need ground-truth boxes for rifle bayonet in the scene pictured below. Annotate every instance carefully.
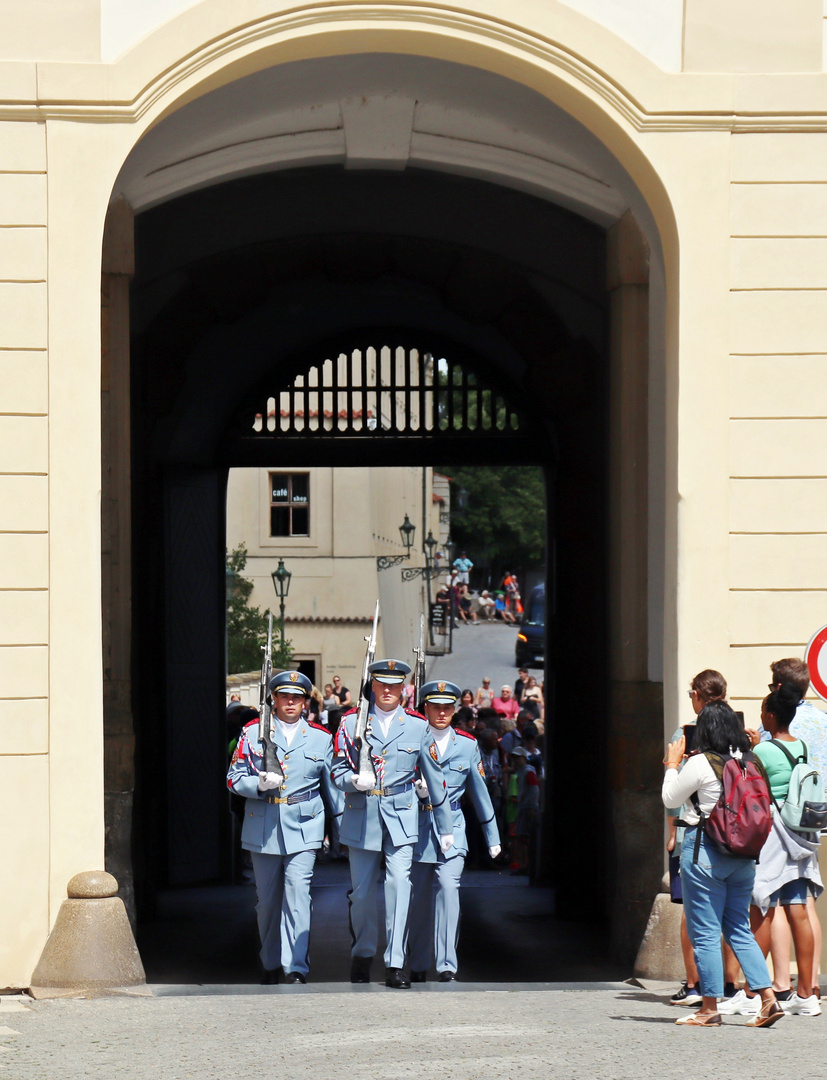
[352,600,380,788]
[258,612,285,787]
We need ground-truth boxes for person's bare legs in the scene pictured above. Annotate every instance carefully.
[769,905,793,992]
[680,911,700,987]
[750,904,774,958]
[786,903,816,998]
[807,895,822,995]
[723,941,740,990]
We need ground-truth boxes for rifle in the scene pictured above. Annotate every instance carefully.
[352,600,380,788]
[412,613,426,710]
[258,612,285,787]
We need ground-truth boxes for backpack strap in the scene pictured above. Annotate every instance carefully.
[688,752,728,863]
[769,738,807,766]
[703,750,727,781]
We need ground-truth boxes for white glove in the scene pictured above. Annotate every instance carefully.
[414,777,430,800]
[440,834,455,854]
[489,845,501,860]
[258,771,283,791]
[351,773,375,792]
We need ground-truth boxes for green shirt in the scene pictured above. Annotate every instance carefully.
[753,739,807,801]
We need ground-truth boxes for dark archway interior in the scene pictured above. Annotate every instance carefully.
[126,167,610,970]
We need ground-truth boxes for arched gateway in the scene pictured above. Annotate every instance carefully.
[99,51,666,974]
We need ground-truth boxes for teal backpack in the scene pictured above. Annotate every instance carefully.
[770,739,827,834]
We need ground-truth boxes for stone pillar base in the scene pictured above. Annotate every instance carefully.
[632,873,685,982]
[30,871,146,995]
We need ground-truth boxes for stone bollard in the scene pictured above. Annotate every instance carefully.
[631,872,684,983]
[29,871,146,997]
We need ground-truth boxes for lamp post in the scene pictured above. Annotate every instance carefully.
[377,514,416,570]
[270,558,292,652]
[401,529,442,582]
[399,514,416,553]
[423,529,437,566]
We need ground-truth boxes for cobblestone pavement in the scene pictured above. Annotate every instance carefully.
[3,983,826,1080]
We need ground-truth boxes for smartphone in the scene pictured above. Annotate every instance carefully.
[683,724,697,753]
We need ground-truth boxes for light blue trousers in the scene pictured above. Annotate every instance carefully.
[680,827,771,998]
[409,857,464,974]
[348,839,414,968]
[251,849,316,975]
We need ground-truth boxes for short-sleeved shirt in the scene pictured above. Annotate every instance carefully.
[493,696,520,721]
[753,738,807,801]
[790,700,827,781]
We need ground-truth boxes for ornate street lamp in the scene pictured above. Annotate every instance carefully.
[399,514,416,553]
[423,529,438,564]
[378,514,417,570]
[270,558,292,648]
[402,529,442,582]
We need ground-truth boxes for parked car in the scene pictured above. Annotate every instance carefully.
[515,583,545,668]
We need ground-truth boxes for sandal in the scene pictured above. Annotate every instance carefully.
[675,1012,722,1026]
[746,1001,785,1028]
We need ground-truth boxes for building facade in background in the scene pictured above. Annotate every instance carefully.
[226,463,441,695]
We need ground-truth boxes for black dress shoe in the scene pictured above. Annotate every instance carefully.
[350,956,373,984]
[385,967,411,989]
[284,971,306,984]
[438,971,457,982]
[260,966,283,985]
[410,970,427,983]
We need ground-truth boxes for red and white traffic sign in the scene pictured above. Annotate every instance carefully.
[805,624,827,702]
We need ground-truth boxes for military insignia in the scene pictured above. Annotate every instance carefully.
[477,761,485,779]
[429,742,438,762]
[387,660,397,670]
[230,747,240,765]
[289,672,299,682]
[438,682,446,692]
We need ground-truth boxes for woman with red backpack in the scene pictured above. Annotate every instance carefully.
[662,701,783,1028]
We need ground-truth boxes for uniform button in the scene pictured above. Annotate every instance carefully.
[382,750,386,756]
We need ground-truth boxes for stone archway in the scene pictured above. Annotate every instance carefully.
[101,156,660,964]
[93,34,673,966]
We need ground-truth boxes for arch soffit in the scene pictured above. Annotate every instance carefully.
[29,5,680,263]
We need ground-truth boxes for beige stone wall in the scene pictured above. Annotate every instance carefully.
[3,0,827,985]
[0,118,51,987]
[727,133,827,721]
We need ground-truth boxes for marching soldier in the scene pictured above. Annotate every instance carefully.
[408,680,501,982]
[227,669,343,983]
[332,658,455,988]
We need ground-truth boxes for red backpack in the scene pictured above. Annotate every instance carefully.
[690,751,772,862]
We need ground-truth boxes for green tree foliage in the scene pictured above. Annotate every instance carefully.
[443,466,545,573]
[226,544,293,674]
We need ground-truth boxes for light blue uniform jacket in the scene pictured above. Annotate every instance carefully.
[415,727,500,863]
[227,717,343,855]
[332,706,453,850]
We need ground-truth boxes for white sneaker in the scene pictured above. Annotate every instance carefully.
[717,989,759,1015]
[787,993,822,1016]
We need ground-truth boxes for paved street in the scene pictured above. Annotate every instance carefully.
[4,982,827,1080]
[428,618,526,693]
[7,622,827,1078]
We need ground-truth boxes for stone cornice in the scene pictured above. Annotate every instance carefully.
[0,3,826,131]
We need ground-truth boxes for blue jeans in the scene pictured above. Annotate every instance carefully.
[680,827,771,998]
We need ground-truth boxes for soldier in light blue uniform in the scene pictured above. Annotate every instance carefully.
[332,658,455,988]
[409,680,501,982]
[227,669,343,983]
